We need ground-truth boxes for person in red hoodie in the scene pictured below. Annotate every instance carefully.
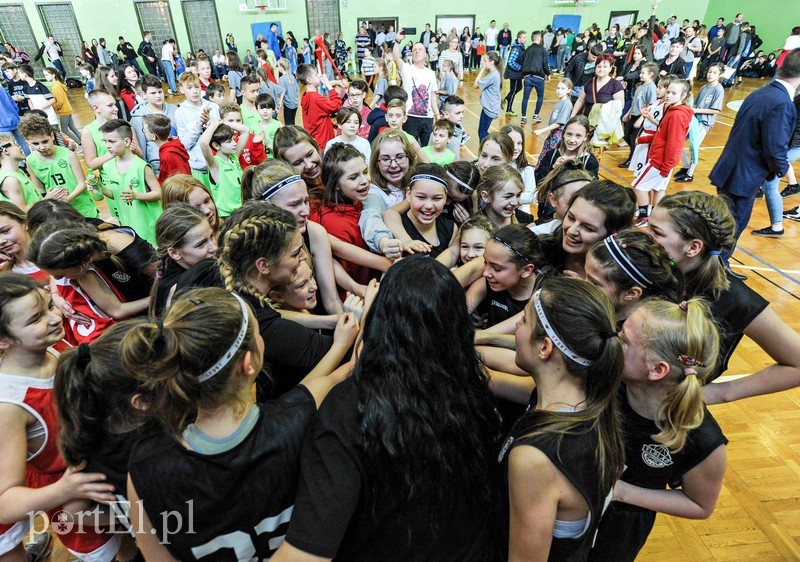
[297,63,346,150]
[631,78,693,226]
[143,113,191,183]
[309,143,373,298]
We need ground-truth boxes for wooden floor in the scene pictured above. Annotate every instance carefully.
[40,75,800,561]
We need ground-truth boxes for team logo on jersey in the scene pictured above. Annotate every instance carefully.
[130,178,141,189]
[641,443,673,468]
[112,271,131,283]
[57,159,68,168]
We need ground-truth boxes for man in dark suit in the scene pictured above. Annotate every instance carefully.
[710,49,800,279]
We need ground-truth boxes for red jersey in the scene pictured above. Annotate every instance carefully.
[648,104,694,176]
[262,62,278,84]
[301,89,342,151]
[0,350,113,556]
[55,274,118,345]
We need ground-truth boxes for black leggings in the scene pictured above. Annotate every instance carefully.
[623,117,641,159]
[505,79,523,111]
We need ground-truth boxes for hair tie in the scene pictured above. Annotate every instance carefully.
[668,260,676,268]
[197,293,251,383]
[602,331,619,340]
[677,354,706,368]
[156,271,164,279]
[683,368,698,378]
[708,249,721,256]
[260,175,303,200]
[678,300,688,311]
[491,235,533,263]
[410,173,448,189]
[77,343,92,369]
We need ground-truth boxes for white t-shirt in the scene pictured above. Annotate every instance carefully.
[400,63,438,118]
[212,54,226,65]
[485,27,499,48]
[161,43,174,63]
[45,41,60,62]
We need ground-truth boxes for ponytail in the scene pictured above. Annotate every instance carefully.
[638,298,720,452]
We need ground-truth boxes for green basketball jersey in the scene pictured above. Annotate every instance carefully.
[102,155,162,245]
[0,168,43,206]
[261,120,283,158]
[85,119,119,219]
[421,146,456,165]
[25,147,98,218]
[211,153,243,217]
[241,105,262,134]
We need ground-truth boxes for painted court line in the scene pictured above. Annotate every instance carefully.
[735,247,800,287]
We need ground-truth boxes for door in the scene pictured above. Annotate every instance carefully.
[181,0,223,55]
[37,2,82,76]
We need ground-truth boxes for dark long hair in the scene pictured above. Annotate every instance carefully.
[353,255,501,506]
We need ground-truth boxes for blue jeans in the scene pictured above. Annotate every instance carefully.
[556,45,570,72]
[161,60,177,92]
[500,45,509,62]
[213,65,227,79]
[51,58,66,78]
[478,109,495,141]
[126,58,144,76]
[763,146,800,224]
[521,75,545,117]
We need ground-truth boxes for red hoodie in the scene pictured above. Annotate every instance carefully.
[301,89,342,151]
[648,104,694,177]
[158,137,191,183]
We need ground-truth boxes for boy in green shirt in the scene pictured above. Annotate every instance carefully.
[239,74,263,133]
[0,134,44,210]
[19,113,98,218]
[100,119,162,245]
[255,93,282,157]
[422,119,457,165]
[81,88,126,219]
[200,120,250,217]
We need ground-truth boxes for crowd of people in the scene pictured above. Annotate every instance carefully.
[0,5,799,562]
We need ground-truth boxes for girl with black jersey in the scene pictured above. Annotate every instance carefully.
[647,191,800,399]
[590,298,727,561]
[217,202,358,400]
[272,256,501,562]
[398,164,456,258]
[150,204,217,315]
[584,229,682,324]
[539,179,636,278]
[500,276,624,561]
[126,288,354,562]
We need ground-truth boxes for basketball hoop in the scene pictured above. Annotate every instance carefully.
[256,4,267,11]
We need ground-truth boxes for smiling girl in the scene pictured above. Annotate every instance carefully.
[479,164,533,227]
[274,125,324,192]
[534,116,599,183]
[476,131,514,174]
[399,163,456,258]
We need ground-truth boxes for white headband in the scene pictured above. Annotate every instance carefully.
[261,175,303,200]
[533,289,592,367]
[603,235,653,288]
[410,173,448,189]
[197,293,251,383]
[446,170,475,193]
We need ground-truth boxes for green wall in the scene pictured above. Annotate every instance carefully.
[702,0,793,53]
[3,0,787,65]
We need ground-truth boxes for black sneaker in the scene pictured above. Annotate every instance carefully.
[783,206,800,220]
[618,159,631,168]
[755,187,764,199]
[751,226,784,237]
[674,174,694,183]
[25,531,51,562]
[780,183,800,198]
[674,168,689,179]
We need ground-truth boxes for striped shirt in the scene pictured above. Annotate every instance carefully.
[438,49,463,79]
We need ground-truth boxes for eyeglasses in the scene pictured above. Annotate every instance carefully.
[378,154,408,166]
[491,235,533,263]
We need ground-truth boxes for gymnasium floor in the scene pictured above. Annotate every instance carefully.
[40,73,800,561]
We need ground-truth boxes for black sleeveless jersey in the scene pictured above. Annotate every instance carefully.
[400,212,455,259]
[484,280,530,328]
[128,386,316,561]
[499,409,613,562]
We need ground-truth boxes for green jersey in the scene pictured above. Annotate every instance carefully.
[86,119,118,219]
[212,154,243,217]
[102,155,162,245]
[0,168,43,206]
[26,147,98,218]
[260,120,283,157]
[422,146,456,165]
[241,105,262,134]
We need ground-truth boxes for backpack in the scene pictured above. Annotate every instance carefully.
[66,78,83,89]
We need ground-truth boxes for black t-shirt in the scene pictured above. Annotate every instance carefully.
[94,226,155,302]
[8,79,29,113]
[400,212,455,258]
[129,386,316,561]
[240,292,333,401]
[706,273,768,380]
[85,420,161,496]
[499,408,611,562]
[535,149,600,184]
[285,378,498,561]
[153,258,185,315]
